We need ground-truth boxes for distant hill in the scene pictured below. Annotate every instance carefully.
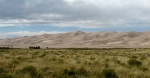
[1,31,150,48]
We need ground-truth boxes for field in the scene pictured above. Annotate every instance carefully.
[0,48,150,78]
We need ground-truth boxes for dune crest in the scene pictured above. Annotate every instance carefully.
[1,31,150,48]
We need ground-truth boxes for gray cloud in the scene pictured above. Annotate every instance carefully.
[0,31,65,39]
[0,0,150,28]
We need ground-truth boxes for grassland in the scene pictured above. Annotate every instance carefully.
[0,48,150,78]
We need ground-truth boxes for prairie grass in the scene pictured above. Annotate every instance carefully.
[0,48,150,78]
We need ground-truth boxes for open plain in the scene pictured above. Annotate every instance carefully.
[0,48,150,78]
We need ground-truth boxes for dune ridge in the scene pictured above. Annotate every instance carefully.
[1,31,150,48]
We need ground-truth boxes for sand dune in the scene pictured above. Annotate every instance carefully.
[1,31,150,48]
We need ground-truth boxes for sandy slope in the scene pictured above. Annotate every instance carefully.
[1,31,150,48]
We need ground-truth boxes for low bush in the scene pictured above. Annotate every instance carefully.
[139,67,149,72]
[0,74,16,78]
[63,67,88,77]
[127,59,142,66]
[101,68,118,78]
[20,66,43,78]
[77,67,87,75]
[130,56,138,59]
[63,68,76,76]
[0,67,5,74]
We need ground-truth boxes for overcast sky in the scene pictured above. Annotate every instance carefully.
[0,0,150,38]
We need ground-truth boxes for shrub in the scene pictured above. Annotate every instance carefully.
[104,63,109,68]
[77,67,87,75]
[101,68,118,78]
[21,66,37,78]
[140,56,147,60]
[7,59,20,68]
[20,66,43,78]
[40,67,52,76]
[130,56,138,59]
[139,67,149,72]
[63,67,88,77]
[0,74,16,78]
[63,68,76,76]
[0,67,5,74]
[127,59,142,66]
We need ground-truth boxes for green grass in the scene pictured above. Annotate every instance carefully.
[0,48,150,78]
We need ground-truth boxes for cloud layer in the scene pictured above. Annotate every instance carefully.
[0,31,65,39]
[0,0,150,28]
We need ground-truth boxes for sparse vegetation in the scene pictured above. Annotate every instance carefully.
[0,48,149,78]
[128,59,142,66]
[16,65,43,78]
[101,68,118,78]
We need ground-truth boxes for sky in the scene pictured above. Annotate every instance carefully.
[0,0,150,39]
